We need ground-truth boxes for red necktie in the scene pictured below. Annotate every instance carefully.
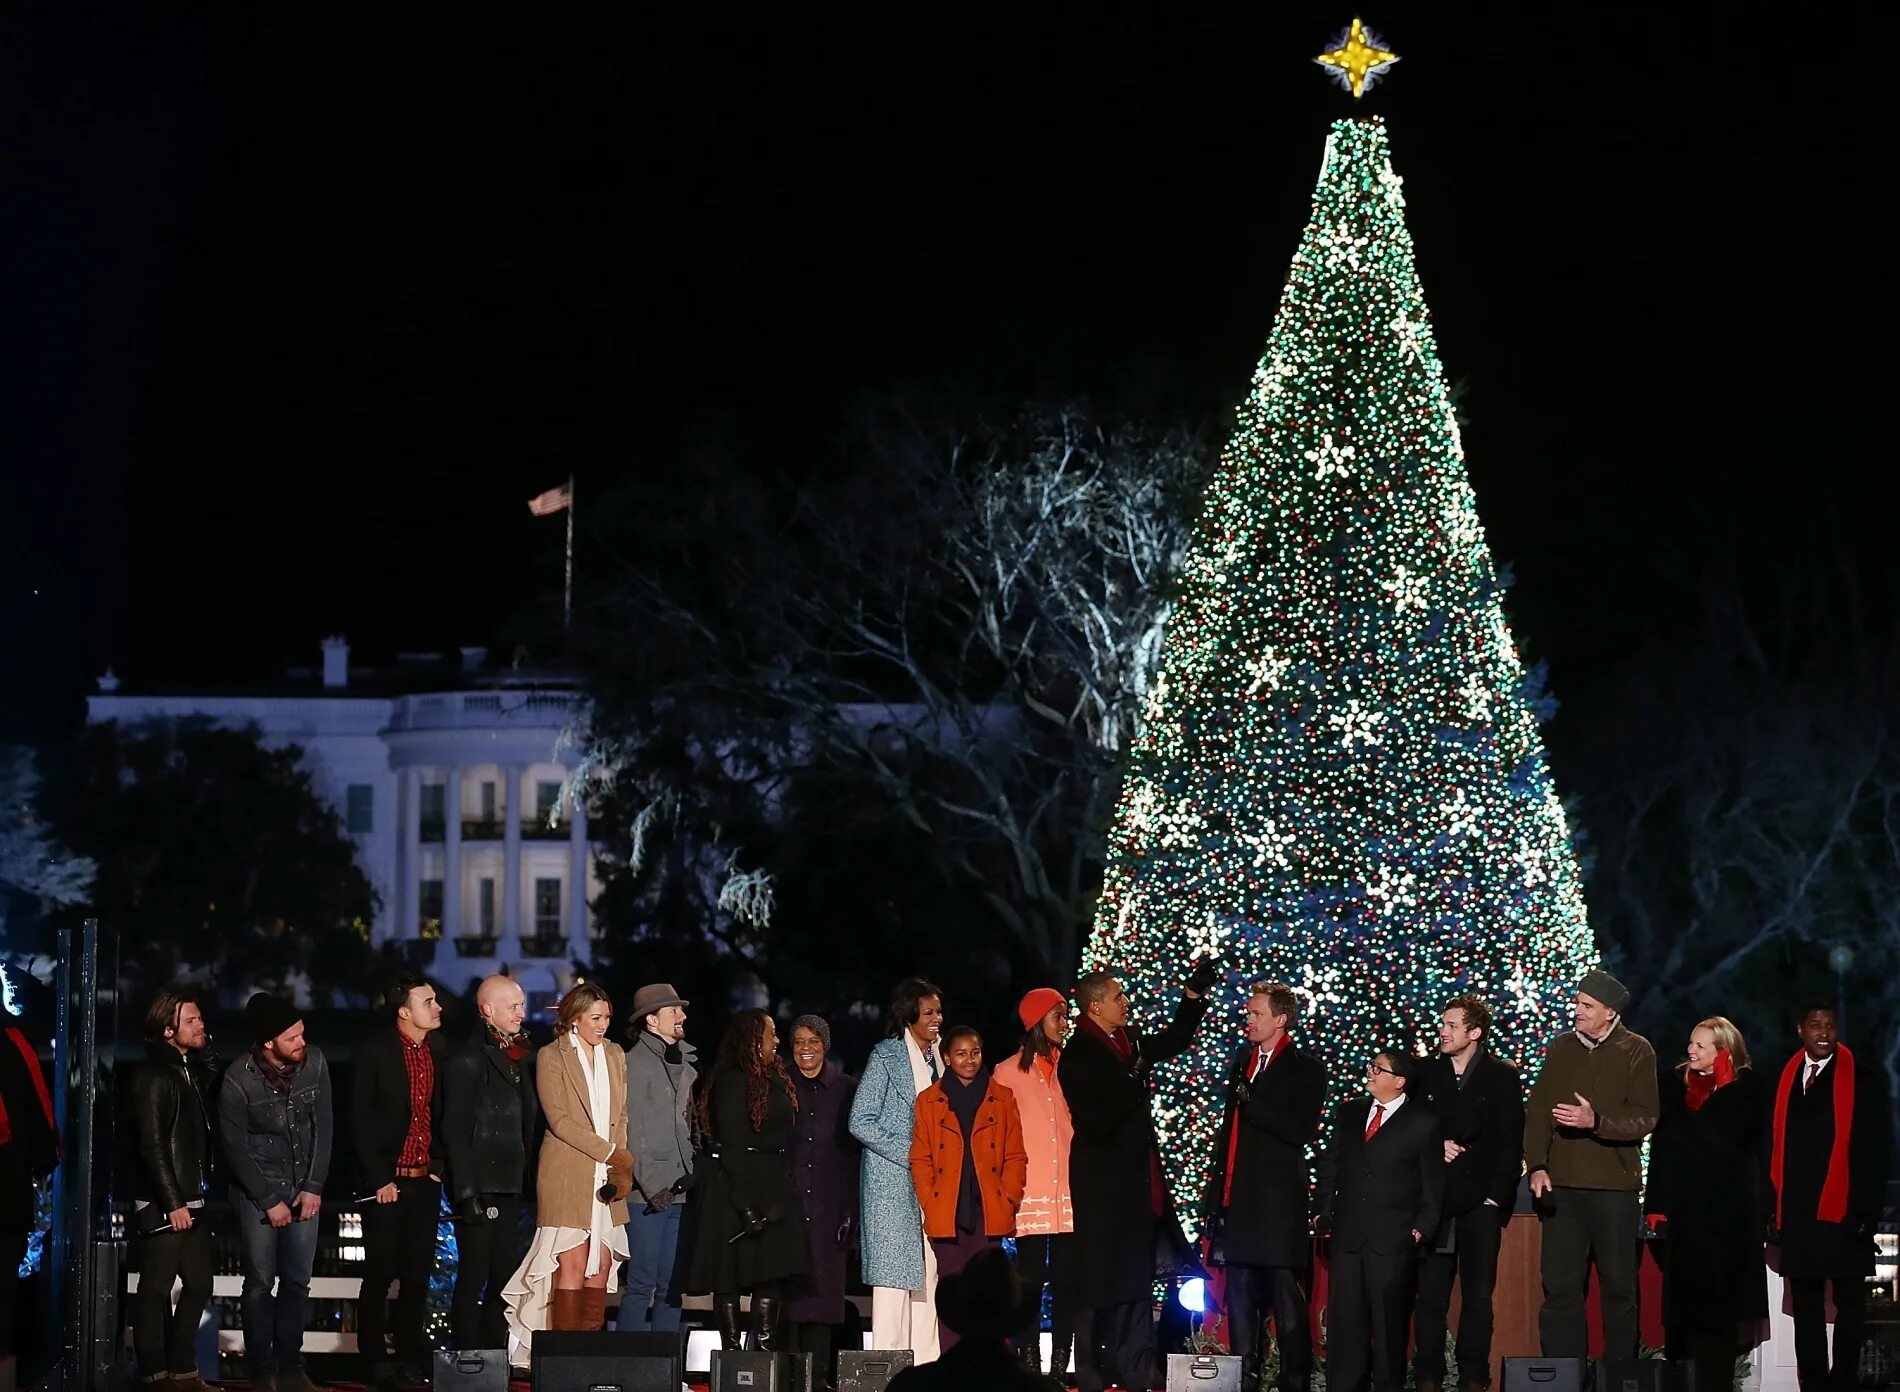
[1364,1103,1384,1141]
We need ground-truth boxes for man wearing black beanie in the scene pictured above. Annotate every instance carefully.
[219,992,334,1392]
[1523,969,1656,1364]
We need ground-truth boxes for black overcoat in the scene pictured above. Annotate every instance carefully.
[1202,1039,1327,1268]
[688,1070,811,1291]
[785,1061,860,1324]
[1644,1066,1769,1334]
[1413,1050,1524,1224]
[1769,1049,1891,1280]
[1062,993,1208,1308]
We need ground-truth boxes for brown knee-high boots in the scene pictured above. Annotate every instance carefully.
[549,1288,587,1331]
[578,1289,608,1331]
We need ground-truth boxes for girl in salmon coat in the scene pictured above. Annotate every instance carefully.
[908,1025,1027,1352]
[992,987,1076,1377]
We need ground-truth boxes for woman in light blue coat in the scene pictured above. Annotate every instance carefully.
[849,977,946,1361]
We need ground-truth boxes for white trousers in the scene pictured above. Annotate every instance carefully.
[869,1235,941,1364]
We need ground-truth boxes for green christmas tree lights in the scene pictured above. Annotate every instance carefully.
[1082,115,1596,1229]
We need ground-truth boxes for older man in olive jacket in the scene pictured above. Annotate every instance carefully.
[1523,969,1657,1362]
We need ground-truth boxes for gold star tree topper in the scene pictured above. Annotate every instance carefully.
[1315,18,1399,100]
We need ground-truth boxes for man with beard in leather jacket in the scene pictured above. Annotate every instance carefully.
[129,988,219,1390]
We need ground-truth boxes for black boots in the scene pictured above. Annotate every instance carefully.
[715,1293,744,1350]
[752,1292,783,1353]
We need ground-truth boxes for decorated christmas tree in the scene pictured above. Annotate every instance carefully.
[1082,63,1595,1225]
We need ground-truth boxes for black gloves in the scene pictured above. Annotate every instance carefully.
[1186,957,1221,996]
[1230,1078,1253,1109]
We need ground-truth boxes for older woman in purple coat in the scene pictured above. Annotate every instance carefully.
[785,1015,861,1386]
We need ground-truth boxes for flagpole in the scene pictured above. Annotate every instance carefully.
[563,473,575,631]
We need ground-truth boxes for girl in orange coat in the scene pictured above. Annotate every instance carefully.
[909,1025,1028,1351]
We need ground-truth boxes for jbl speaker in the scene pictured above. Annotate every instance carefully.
[530,1329,684,1391]
[837,1348,915,1390]
[710,1348,792,1390]
[1593,1359,1694,1391]
[1167,1351,1244,1389]
[1502,1356,1585,1392]
[434,1348,509,1391]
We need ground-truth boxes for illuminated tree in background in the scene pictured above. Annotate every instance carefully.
[1082,114,1596,1228]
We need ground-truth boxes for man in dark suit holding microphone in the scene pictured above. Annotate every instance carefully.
[1317,1048,1443,1392]
[1412,995,1523,1392]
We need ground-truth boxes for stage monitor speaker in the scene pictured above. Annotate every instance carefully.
[1502,1356,1585,1392]
[837,1348,915,1391]
[1166,1351,1244,1389]
[531,1329,683,1392]
[1592,1359,1694,1392]
[434,1348,509,1392]
[709,1348,795,1390]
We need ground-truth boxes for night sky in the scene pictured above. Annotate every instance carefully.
[2,6,1881,739]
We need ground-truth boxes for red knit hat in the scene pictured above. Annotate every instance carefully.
[1018,987,1068,1032]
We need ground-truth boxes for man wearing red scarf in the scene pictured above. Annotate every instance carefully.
[1767,1001,1891,1391]
[1062,958,1217,1392]
[1200,981,1326,1392]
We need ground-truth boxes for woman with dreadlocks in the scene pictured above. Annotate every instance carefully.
[687,1009,810,1353]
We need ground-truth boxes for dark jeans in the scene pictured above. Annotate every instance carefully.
[1537,1187,1638,1360]
[623,1200,685,1332]
[450,1194,521,1350]
[359,1176,442,1370]
[133,1222,215,1377]
[1012,1233,1075,1374]
[1226,1263,1312,1392]
[231,1189,321,1376]
[1073,1299,1158,1392]
[1328,1245,1417,1392]
[1790,1276,1867,1391]
[1415,1203,1503,1384]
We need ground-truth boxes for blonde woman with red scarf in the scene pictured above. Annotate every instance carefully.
[1765,1001,1891,1392]
[1642,1016,1767,1392]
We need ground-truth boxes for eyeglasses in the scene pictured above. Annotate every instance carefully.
[1365,1063,1402,1078]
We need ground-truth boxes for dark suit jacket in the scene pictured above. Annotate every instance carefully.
[1318,1095,1444,1255]
[1772,1048,1892,1279]
[352,1026,449,1191]
[441,1029,539,1202]
[1414,1050,1524,1222]
[1204,1039,1327,1267]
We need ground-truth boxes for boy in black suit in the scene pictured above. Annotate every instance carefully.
[1412,995,1524,1392]
[1317,1049,1443,1392]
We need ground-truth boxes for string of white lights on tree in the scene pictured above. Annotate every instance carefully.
[1082,29,1596,1233]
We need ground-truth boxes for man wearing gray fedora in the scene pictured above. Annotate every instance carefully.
[622,982,698,1332]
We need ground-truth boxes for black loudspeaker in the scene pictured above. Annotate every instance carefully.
[531,1329,684,1391]
[837,1348,915,1390]
[1501,1356,1585,1392]
[434,1348,509,1392]
[1166,1351,1244,1389]
[1593,1359,1694,1392]
[710,1348,791,1390]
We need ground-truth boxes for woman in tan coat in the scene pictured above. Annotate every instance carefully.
[503,983,635,1353]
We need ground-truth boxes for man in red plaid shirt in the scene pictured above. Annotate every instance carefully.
[354,974,446,1390]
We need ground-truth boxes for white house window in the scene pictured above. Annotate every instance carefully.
[346,784,374,834]
[478,878,496,934]
[533,877,563,939]
[419,878,444,939]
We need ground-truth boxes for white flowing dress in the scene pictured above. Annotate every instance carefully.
[502,1032,631,1356]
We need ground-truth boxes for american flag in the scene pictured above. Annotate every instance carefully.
[527,482,571,517]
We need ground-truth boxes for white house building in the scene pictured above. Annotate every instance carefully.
[85,638,602,998]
